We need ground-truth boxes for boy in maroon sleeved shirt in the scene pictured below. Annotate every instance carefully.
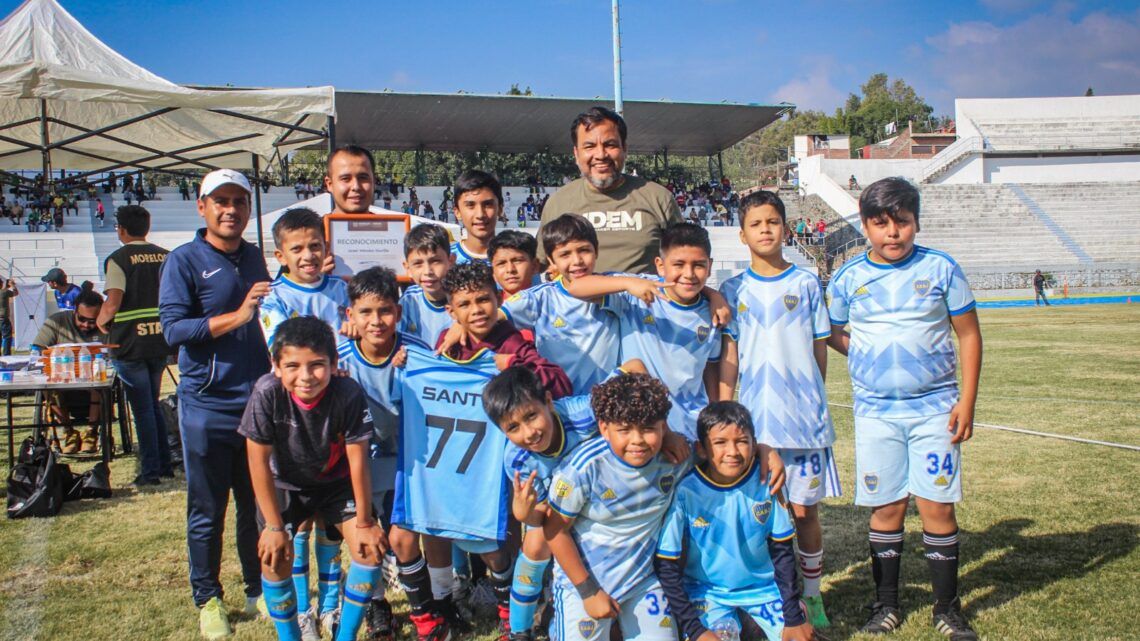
[437,261,572,399]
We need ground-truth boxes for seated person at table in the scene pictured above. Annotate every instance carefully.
[31,283,106,454]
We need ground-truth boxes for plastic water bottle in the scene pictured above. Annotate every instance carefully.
[77,345,93,381]
[93,352,107,382]
[711,619,740,641]
[56,349,74,382]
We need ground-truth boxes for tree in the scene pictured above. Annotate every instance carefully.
[506,83,534,96]
[1085,86,1095,96]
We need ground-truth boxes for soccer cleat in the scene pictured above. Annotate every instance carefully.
[198,597,233,639]
[61,428,82,454]
[510,632,534,641]
[435,597,473,634]
[298,608,321,641]
[496,605,512,641]
[468,577,497,608]
[320,607,341,638]
[245,595,269,620]
[803,595,830,628]
[366,598,397,641]
[933,600,978,641]
[410,611,452,641]
[860,602,903,635]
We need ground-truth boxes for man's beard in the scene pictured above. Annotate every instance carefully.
[582,162,624,190]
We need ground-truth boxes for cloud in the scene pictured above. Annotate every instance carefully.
[925,8,1140,99]
[979,0,1046,13]
[770,57,846,111]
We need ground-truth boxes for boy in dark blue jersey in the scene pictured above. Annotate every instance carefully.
[240,317,386,641]
[655,402,813,641]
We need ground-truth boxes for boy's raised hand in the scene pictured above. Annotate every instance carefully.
[759,444,786,494]
[704,288,732,328]
[948,401,974,443]
[582,589,621,620]
[320,253,337,275]
[626,277,673,305]
[339,319,359,339]
[257,527,292,570]
[435,323,471,356]
[393,346,408,368]
[512,470,539,520]
[781,622,817,641]
[494,353,515,371]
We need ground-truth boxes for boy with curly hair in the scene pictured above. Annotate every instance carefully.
[542,373,687,641]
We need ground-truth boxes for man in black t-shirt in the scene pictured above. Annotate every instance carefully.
[1033,269,1051,307]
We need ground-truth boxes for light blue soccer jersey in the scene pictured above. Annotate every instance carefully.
[259,275,350,346]
[502,278,621,395]
[451,240,489,265]
[393,344,509,542]
[826,246,976,418]
[604,289,721,442]
[721,265,834,449]
[503,395,597,503]
[337,333,426,458]
[398,285,453,347]
[548,440,691,601]
[656,460,795,608]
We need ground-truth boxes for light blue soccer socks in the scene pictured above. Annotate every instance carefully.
[262,576,302,641]
[292,529,311,611]
[509,554,550,633]
[337,561,381,641]
[315,530,343,615]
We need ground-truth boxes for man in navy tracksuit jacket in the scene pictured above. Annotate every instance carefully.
[159,169,272,634]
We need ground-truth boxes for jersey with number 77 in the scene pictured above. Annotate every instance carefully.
[391,344,509,542]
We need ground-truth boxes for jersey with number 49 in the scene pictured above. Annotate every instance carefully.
[259,275,350,346]
[392,344,508,542]
[549,440,691,601]
[720,265,833,449]
[503,395,596,504]
[826,246,975,418]
[656,460,794,607]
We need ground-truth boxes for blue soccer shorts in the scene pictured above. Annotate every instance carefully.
[693,595,785,641]
[778,447,842,506]
[854,413,961,506]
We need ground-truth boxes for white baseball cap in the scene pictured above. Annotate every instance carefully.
[198,169,252,199]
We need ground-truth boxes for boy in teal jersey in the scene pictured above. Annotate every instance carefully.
[258,207,352,638]
[562,222,722,442]
[260,207,351,346]
[451,169,500,264]
[337,267,423,641]
[399,223,457,347]
[826,177,982,640]
[654,401,814,641]
[718,191,837,628]
[240,317,387,641]
[542,373,687,641]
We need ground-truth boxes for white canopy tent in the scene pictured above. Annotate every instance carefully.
[0,0,334,185]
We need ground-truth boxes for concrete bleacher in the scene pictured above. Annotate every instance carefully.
[914,182,1140,270]
[2,183,813,284]
[974,116,1140,153]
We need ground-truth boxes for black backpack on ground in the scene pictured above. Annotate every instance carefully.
[7,437,66,518]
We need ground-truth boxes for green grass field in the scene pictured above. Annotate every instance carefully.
[1,305,1138,641]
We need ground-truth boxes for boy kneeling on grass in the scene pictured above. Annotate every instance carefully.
[240,316,387,641]
[654,401,814,641]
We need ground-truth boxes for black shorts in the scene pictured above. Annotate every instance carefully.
[257,482,364,540]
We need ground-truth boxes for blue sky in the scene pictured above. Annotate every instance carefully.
[13,0,1140,116]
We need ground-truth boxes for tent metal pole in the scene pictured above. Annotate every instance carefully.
[327,116,336,154]
[718,151,724,179]
[253,154,265,254]
[39,99,51,191]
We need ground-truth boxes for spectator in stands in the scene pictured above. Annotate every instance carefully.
[32,284,106,454]
[539,106,683,274]
[0,279,17,356]
[122,174,133,195]
[179,177,191,201]
[816,219,826,245]
[294,179,304,200]
[1033,270,1051,307]
[423,200,436,220]
[795,218,807,241]
[849,175,860,190]
[9,199,22,227]
[53,203,64,232]
[95,200,105,227]
[42,268,82,311]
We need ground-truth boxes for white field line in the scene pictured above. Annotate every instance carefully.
[828,402,1140,452]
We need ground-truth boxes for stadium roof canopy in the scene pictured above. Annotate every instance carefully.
[0,0,334,180]
[329,91,794,157]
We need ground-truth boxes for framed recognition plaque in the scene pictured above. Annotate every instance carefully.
[324,213,411,280]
